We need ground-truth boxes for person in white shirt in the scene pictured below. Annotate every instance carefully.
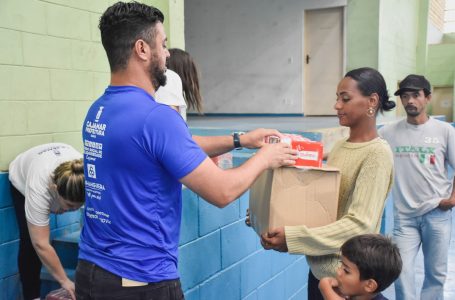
[167,48,203,115]
[155,69,187,120]
[9,143,84,300]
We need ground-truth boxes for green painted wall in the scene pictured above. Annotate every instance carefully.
[0,0,184,170]
[426,43,455,87]
[416,0,429,75]
[346,0,380,70]
[168,0,185,49]
[347,0,429,117]
[378,0,424,116]
[453,76,455,120]
[143,0,185,49]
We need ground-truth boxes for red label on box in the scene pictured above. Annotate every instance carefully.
[266,134,323,168]
[291,140,323,168]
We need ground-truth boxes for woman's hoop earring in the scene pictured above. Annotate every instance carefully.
[367,107,376,117]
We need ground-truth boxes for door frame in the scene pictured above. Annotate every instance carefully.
[302,6,347,115]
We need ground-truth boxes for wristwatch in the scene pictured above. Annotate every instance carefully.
[232,132,245,150]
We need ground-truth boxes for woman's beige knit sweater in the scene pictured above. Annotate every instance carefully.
[285,137,394,279]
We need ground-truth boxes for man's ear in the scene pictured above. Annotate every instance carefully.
[363,279,378,294]
[133,39,150,61]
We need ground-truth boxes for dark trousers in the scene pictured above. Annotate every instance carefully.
[75,259,184,300]
[11,183,43,300]
[308,270,324,300]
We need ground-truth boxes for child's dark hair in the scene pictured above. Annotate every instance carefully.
[345,67,396,113]
[99,1,164,72]
[341,234,402,293]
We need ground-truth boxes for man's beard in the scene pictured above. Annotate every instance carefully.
[405,105,421,117]
[149,60,167,91]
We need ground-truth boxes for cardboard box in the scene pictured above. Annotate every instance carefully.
[249,166,340,236]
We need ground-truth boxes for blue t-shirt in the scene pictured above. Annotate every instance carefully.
[79,85,207,282]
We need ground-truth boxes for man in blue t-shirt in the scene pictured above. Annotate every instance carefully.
[75,3,297,299]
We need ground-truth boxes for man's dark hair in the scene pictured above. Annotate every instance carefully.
[341,234,402,293]
[99,1,164,72]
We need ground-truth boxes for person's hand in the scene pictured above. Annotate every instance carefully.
[438,198,455,210]
[240,128,284,149]
[260,227,288,252]
[319,277,339,290]
[319,277,345,300]
[256,143,297,169]
[61,278,76,300]
[245,208,251,227]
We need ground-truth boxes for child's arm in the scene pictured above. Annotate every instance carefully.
[319,277,346,300]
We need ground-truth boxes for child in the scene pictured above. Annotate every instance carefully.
[319,234,402,300]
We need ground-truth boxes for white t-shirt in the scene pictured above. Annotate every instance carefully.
[379,118,455,217]
[9,143,82,226]
[155,69,187,121]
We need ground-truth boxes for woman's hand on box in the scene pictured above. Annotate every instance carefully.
[260,227,288,252]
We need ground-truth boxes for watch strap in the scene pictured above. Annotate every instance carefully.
[233,132,243,149]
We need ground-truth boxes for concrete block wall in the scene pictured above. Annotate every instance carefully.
[0,0,111,170]
[177,127,399,300]
[0,0,182,171]
[0,172,82,300]
[178,187,309,300]
[178,170,392,300]
[0,172,20,300]
[178,131,317,299]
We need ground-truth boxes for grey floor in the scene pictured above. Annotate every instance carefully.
[188,115,455,300]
